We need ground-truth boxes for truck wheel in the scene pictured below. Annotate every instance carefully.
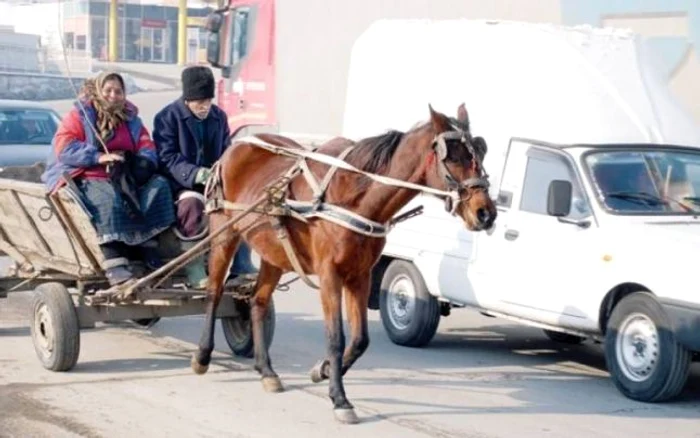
[29,283,80,372]
[379,260,440,347]
[604,292,691,402]
[543,329,585,345]
[131,318,161,328]
[221,298,276,358]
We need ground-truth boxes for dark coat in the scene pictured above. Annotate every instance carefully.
[153,98,230,193]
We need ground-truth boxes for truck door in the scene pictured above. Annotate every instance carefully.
[468,138,529,309]
[218,0,275,136]
[494,139,601,327]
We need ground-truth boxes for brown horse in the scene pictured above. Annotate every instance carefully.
[192,104,496,423]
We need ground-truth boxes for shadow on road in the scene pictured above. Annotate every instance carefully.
[140,309,700,421]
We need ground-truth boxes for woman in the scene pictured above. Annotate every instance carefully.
[42,71,176,286]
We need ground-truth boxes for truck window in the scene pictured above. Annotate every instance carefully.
[519,151,591,219]
[231,8,250,65]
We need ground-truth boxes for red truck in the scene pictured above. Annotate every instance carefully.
[205,0,277,139]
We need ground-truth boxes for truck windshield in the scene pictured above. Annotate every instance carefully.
[583,148,700,215]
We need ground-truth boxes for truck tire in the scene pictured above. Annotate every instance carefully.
[379,260,440,347]
[543,329,585,345]
[604,292,691,402]
[29,282,80,372]
[221,298,276,358]
[131,318,161,328]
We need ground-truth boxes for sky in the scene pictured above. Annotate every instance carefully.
[0,3,56,37]
[0,4,14,27]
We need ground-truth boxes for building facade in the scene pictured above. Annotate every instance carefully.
[60,0,211,64]
[0,26,44,73]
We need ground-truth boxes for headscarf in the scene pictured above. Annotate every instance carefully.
[78,71,134,143]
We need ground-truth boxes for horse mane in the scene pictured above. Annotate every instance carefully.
[345,130,405,174]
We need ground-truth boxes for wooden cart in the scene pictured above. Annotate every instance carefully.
[0,172,274,372]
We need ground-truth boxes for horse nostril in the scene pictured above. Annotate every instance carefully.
[476,208,490,225]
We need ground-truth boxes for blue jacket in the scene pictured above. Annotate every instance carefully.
[41,100,156,192]
[152,98,231,193]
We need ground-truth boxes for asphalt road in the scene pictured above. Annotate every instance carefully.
[2,281,699,438]
[0,92,698,437]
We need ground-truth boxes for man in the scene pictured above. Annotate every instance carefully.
[153,65,257,289]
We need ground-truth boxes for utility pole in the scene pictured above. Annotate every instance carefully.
[178,0,187,65]
[108,0,118,61]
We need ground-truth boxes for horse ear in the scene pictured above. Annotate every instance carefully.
[428,104,450,132]
[457,103,469,125]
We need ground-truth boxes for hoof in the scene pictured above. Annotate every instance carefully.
[310,359,328,383]
[262,376,284,393]
[334,408,360,424]
[191,354,209,375]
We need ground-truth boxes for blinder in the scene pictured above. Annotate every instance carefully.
[431,129,490,214]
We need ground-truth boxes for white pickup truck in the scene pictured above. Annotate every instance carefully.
[342,19,700,402]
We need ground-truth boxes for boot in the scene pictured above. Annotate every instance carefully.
[180,240,208,289]
[229,241,258,281]
[100,242,134,286]
[105,264,133,286]
[140,239,164,270]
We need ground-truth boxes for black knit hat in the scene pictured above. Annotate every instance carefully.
[181,66,215,101]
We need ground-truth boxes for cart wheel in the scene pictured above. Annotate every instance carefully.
[30,282,80,372]
[221,298,276,358]
[131,318,161,328]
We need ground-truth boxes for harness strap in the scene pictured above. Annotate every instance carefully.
[298,158,324,199]
[235,135,460,203]
[315,146,355,204]
[269,215,319,289]
[205,198,309,222]
[286,199,389,237]
[295,145,355,206]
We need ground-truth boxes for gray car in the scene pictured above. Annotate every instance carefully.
[0,99,61,170]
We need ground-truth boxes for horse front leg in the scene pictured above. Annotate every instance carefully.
[311,272,370,381]
[191,213,239,375]
[250,259,283,392]
[317,265,359,424]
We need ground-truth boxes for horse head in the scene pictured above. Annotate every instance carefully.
[419,103,496,231]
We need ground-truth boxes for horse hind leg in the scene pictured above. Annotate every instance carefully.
[191,213,240,375]
[250,260,284,392]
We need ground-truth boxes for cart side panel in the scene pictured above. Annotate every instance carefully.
[0,188,48,257]
[55,188,105,268]
[0,178,104,275]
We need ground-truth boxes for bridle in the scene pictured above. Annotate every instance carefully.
[431,123,490,215]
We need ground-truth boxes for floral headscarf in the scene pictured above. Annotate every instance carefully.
[79,71,135,143]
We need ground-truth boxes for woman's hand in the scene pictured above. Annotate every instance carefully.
[98,152,125,164]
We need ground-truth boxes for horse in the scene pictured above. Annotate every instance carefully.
[191,103,497,424]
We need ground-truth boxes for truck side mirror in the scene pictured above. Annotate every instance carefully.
[206,32,222,68]
[205,12,224,33]
[206,12,228,69]
[547,180,572,217]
